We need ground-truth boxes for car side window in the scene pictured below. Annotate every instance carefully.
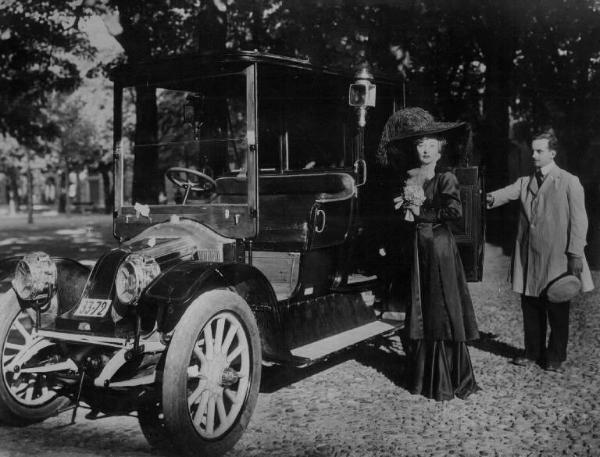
[258,67,355,172]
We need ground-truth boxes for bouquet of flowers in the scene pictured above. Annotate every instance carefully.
[394,179,426,221]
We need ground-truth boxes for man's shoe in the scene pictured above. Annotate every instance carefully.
[512,356,536,367]
[545,361,565,373]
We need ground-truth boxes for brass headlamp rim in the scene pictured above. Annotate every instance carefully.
[115,253,161,306]
[11,251,57,304]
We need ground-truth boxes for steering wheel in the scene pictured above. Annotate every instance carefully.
[165,167,217,204]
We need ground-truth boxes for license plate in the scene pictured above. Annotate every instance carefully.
[73,298,112,318]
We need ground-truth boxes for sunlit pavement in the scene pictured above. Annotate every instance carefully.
[0,216,599,456]
[0,214,116,264]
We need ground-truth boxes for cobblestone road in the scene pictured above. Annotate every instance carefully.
[0,215,599,456]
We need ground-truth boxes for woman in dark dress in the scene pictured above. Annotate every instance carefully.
[378,107,480,401]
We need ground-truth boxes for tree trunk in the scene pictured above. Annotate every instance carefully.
[197,0,227,52]
[26,148,33,224]
[132,86,159,204]
[54,171,60,214]
[479,4,517,251]
[105,2,164,204]
[64,163,71,216]
[7,166,18,216]
[481,41,513,188]
[99,164,113,214]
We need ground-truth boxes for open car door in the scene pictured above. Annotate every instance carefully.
[449,166,485,281]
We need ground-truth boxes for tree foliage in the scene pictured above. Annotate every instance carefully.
[3,0,600,197]
[0,0,95,146]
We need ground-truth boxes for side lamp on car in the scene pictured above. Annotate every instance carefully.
[115,254,161,305]
[12,252,57,306]
[349,65,376,187]
[348,65,376,127]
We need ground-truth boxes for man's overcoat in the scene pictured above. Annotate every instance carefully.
[490,165,594,297]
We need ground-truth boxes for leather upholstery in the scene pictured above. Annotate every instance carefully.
[216,173,354,199]
[215,173,355,249]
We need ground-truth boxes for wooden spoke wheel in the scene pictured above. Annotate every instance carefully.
[161,290,262,457]
[0,290,68,425]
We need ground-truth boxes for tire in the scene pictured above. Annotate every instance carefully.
[138,397,177,455]
[162,290,262,457]
[0,290,69,425]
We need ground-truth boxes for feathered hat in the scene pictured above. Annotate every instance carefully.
[376,107,464,166]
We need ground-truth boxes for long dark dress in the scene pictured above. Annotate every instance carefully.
[405,170,480,401]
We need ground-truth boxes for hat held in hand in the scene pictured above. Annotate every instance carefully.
[545,274,582,303]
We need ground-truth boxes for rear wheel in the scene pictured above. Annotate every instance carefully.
[162,290,262,457]
[0,290,68,425]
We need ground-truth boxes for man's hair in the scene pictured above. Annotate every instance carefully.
[533,128,559,151]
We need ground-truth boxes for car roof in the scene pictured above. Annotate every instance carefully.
[110,50,404,86]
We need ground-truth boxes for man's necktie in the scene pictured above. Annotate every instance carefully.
[535,170,544,188]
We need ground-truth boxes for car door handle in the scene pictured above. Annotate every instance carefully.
[314,209,326,233]
[353,159,367,186]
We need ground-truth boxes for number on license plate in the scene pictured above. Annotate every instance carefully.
[73,298,111,318]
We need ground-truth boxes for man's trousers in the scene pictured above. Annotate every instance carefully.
[521,295,570,363]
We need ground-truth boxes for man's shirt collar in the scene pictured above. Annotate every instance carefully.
[539,161,556,177]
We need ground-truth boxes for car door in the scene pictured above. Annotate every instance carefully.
[449,166,485,281]
[306,172,356,250]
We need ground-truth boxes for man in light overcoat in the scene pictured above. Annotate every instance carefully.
[487,129,594,372]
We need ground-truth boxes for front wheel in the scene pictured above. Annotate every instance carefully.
[0,290,68,425]
[162,290,262,457]
[138,397,177,454]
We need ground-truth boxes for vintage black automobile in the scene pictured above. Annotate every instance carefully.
[0,52,484,456]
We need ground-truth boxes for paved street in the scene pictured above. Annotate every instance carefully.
[0,215,599,456]
[0,214,116,263]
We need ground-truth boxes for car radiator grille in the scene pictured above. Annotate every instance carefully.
[197,249,222,262]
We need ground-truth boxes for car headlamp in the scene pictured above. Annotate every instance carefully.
[115,254,161,305]
[12,252,57,302]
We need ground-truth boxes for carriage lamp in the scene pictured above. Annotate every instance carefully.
[12,252,57,303]
[115,254,161,305]
[349,65,376,127]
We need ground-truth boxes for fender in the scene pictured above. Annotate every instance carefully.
[0,257,20,293]
[142,260,292,362]
[54,258,92,314]
[0,256,91,314]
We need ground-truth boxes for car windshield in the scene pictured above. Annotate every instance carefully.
[120,71,248,206]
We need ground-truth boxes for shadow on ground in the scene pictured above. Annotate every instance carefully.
[261,335,412,394]
[352,340,411,390]
[261,328,525,397]
[260,351,355,394]
[469,331,523,359]
[0,215,115,262]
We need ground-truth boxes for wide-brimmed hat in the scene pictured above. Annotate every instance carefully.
[545,274,582,303]
[376,107,464,165]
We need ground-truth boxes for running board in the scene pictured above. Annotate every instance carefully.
[290,320,402,361]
